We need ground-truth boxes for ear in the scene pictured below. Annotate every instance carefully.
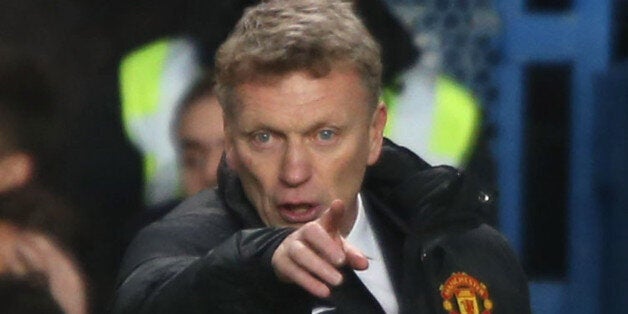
[367,102,387,166]
[0,153,34,192]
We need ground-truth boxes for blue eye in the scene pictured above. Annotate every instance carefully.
[254,132,272,143]
[317,129,335,141]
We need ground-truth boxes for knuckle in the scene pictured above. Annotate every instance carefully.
[302,221,317,232]
[302,224,318,239]
[287,240,306,257]
[311,222,328,236]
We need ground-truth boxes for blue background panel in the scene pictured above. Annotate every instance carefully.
[494,0,612,313]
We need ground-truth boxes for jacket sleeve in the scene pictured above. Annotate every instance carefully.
[112,226,295,314]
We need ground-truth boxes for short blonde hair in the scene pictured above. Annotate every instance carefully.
[215,0,382,116]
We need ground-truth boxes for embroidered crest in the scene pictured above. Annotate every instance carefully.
[440,272,493,314]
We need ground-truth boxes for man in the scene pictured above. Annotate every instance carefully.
[126,72,225,234]
[114,1,530,313]
[174,72,225,196]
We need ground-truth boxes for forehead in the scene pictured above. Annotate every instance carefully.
[231,69,369,120]
[181,95,221,120]
[178,97,224,142]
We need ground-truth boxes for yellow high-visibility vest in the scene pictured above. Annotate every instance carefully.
[383,64,480,168]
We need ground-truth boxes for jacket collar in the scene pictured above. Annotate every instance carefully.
[216,159,265,228]
[364,138,483,234]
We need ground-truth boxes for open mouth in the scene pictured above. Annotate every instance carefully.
[278,203,324,224]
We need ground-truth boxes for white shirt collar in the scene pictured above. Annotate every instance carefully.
[344,194,399,314]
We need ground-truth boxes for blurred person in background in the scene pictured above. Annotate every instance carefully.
[124,71,225,238]
[0,46,87,314]
[174,71,224,197]
[0,47,56,194]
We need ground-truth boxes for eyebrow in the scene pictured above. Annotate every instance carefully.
[179,139,204,150]
[179,138,225,149]
[240,117,344,136]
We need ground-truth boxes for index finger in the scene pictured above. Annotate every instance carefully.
[317,199,345,236]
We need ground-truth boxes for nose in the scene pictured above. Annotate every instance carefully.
[279,141,312,187]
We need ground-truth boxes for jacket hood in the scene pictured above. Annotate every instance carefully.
[364,139,484,233]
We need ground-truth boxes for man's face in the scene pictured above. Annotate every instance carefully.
[224,68,386,235]
[177,95,225,196]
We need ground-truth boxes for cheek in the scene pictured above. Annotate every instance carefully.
[234,150,279,224]
[327,143,369,193]
[233,147,275,197]
[234,149,256,178]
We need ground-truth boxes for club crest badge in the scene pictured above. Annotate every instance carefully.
[440,272,493,314]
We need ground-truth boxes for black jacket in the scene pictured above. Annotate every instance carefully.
[113,139,530,314]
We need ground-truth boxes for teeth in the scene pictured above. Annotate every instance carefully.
[294,207,308,213]
[289,205,309,213]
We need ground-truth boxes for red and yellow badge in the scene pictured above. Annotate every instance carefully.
[439,272,493,314]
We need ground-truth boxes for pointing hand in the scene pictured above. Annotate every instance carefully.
[271,199,368,298]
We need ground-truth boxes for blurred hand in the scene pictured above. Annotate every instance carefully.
[0,222,87,314]
[271,200,369,298]
[0,222,22,274]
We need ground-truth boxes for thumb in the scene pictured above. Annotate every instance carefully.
[317,199,345,236]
